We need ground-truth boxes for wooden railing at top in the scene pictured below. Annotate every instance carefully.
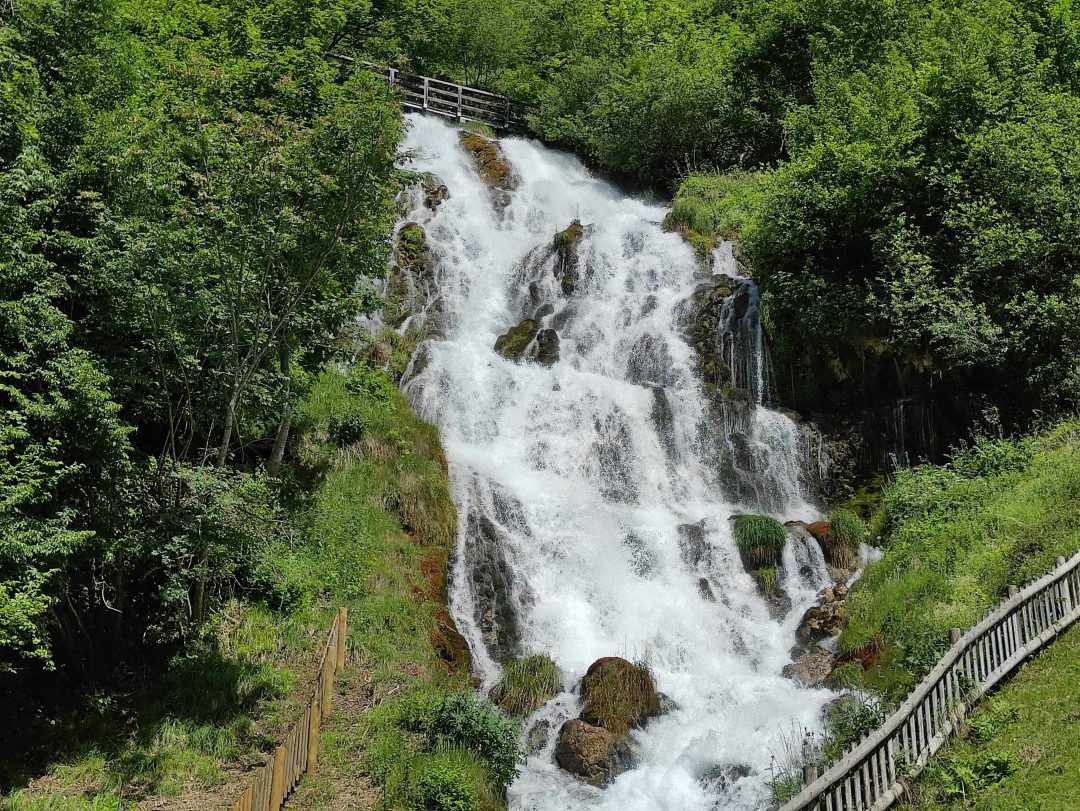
[780,551,1080,811]
[228,608,347,811]
[326,53,533,132]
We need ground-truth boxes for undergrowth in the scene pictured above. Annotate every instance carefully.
[7,367,518,809]
[841,423,1080,699]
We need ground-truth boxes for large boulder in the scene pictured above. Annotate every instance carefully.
[554,719,632,786]
[458,132,518,190]
[580,656,661,735]
[385,223,429,326]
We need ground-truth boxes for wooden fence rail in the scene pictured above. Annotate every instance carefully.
[326,53,532,132]
[228,608,347,811]
[779,551,1080,811]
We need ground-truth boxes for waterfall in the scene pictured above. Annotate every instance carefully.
[395,115,833,810]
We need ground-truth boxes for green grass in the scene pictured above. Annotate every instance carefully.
[662,171,765,254]
[899,621,1080,811]
[841,423,1080,700]
[752,566,778,597]
[823,508,866,570]
[488,655,561,718]
[734,515,787,569]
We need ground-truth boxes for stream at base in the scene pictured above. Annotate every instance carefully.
[395,114,835,810]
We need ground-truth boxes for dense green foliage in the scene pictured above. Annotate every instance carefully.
[0,0,402,682]
[349,0,1080,428]
[842,424,1080,698]
[6,368,518,807]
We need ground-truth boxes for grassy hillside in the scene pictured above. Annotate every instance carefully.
[899,621,1080,811]
[839,423,1080,700]
[4,367,520,810]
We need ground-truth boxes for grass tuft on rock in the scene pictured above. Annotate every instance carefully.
[751,567,778,597]
[489,655,561,718]
[580,657,660,736]
[823,508,865,569]
[734,515,787,569]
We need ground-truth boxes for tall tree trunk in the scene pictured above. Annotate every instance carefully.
[215,381,241,467]
[268,341,292,476]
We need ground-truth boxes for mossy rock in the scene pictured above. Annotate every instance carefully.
[421,172,449,210]
[494,319,539,361]
[489,654,561,717]
[554,219,585,295]
[396,222,427,275]
[580,657,661,735]
[458,132,517,189]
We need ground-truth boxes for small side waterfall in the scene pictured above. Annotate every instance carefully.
[393,115,834,810]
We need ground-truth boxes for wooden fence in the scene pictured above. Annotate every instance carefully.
[228,608,347,811]
[779,551,1080,811]
[327,54,532,132]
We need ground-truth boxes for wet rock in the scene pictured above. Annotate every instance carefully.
[554,719,632,786]
[554,219,585,295]
[782,647,834,687]
[592,411,638,504]
[464,511,521,660]
[699,763,752,793]
[697,577,716,602]
[581,657,662,734]
[624,532,657,578]
[625,333,675,386]
[421,172,449,210]
[527,718,551,753]
[494,318,539,361]
[458,132,518,191]
[535,328,560,366]
[385,223,430,327]
[677,520,711,568]
[795,602,845,647]
[648,385,678,459]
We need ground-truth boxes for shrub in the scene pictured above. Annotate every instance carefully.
[402,692,524,791]
[489,654,561,717]
[823,509,865,569]
[734,515,787,568]
[414,751,484,811]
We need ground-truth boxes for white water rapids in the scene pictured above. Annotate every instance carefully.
[395,115,835,810]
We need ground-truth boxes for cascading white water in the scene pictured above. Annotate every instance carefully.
[396,115,834,810]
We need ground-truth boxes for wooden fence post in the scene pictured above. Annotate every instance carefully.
[422,76,429,110]
[336,607,347,673]
[321,642,336,720]
[307,696,321,774]
[269,745,286,810]
[1056,556,1072,615]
